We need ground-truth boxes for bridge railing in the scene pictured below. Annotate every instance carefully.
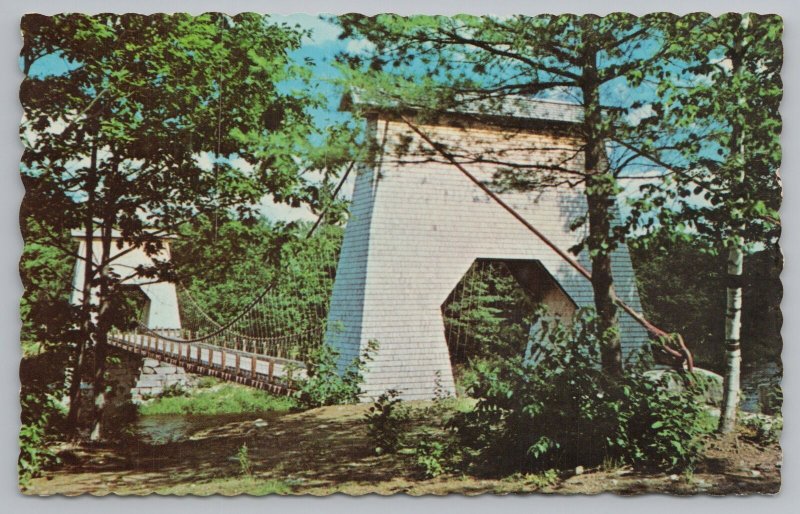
[109,330,306,396]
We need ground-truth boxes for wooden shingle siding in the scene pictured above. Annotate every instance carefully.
[326,115,648,401]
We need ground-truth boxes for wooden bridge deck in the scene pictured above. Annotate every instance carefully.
[109,332,306,396]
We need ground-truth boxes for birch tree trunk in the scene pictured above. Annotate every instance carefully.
[718,30,747,433]
[719,239,744,433]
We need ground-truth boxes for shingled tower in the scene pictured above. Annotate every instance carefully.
[326,96,648,400]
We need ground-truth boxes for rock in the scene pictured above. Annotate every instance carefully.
[750,470,762,478]
[669,474,679,481]
[136,375,165,387]
[155,365,178,375]
[644,367,724,406]
[695,479,712,490]
[143,358,161,368]
[574,466,584,476]
[142,366,156,375]
[253,419,268,428]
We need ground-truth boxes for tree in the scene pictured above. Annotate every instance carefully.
[20,13,345,439]
[336,14,686,375]
[171,213,343,355]
[632,13,782,432]
[630,230,781,373]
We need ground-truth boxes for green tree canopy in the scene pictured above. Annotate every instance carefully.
[19,13,353,438]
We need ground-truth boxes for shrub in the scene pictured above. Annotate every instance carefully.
[364,389,410,454]
[236,443,253,476]
[411,428,461,479]
[451,309,709,475]
[19,393,63,487]
[616,365,709,471]
[294,340,377,409]
[414,437,447,478]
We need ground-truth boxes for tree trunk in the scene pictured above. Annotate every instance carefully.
[582,53,623,377]
[89,223,114,441]
[586,187,622,376]
[65,143,98,436]
[718,37,746,433]
[89,329,108,441]
[719,241,744,433]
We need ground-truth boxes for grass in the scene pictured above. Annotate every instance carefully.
[153,477,291,496]
[139,381,296,416]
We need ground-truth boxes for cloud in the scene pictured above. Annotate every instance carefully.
[273,14,342,45]
[259,195,317,223]
[625,103,656,126]
[193,152,214,172]
[229,156,255,174]
[345,38,376,55]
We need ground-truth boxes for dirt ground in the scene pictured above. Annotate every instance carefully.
[25,403,781,496]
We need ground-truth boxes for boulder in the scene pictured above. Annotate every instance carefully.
[643,367,723,406]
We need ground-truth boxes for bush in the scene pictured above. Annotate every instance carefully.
[19,393,64,487]
[616,365,708,471]
[451,309,710,475]
[364,389,410,454]
[414,437,446,478]
[294,340,377,409]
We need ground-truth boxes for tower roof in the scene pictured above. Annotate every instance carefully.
[341,89,585,127]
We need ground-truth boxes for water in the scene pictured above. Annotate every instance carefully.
[130,412,287,445]
[740,362,782,413]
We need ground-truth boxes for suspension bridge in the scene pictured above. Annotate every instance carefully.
[74,96,692,401]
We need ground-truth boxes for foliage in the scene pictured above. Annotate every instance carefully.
[635,14,782,251]
[521,469,560,489]
[442,261,538,367]
[630,234,782,371]
[760,383,783,416]
[413,434,450,479]
[18,393,65,487]
[19,218,75,350]
[294,340,377,409]
[236,443,253,476]
[173,218,344,361]
[196,376,221,389]
[741,414,782,446]
[450,310,710,475]
[364,389,410,454]
[153,382,188,399]
[20,12,352,437]
[616,364,709,471]
[138,383,295,416]
[18,343,70,487]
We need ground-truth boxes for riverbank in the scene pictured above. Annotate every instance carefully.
[25,402,781,496]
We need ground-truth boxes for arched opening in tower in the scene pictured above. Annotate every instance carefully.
[440,258,577,386]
